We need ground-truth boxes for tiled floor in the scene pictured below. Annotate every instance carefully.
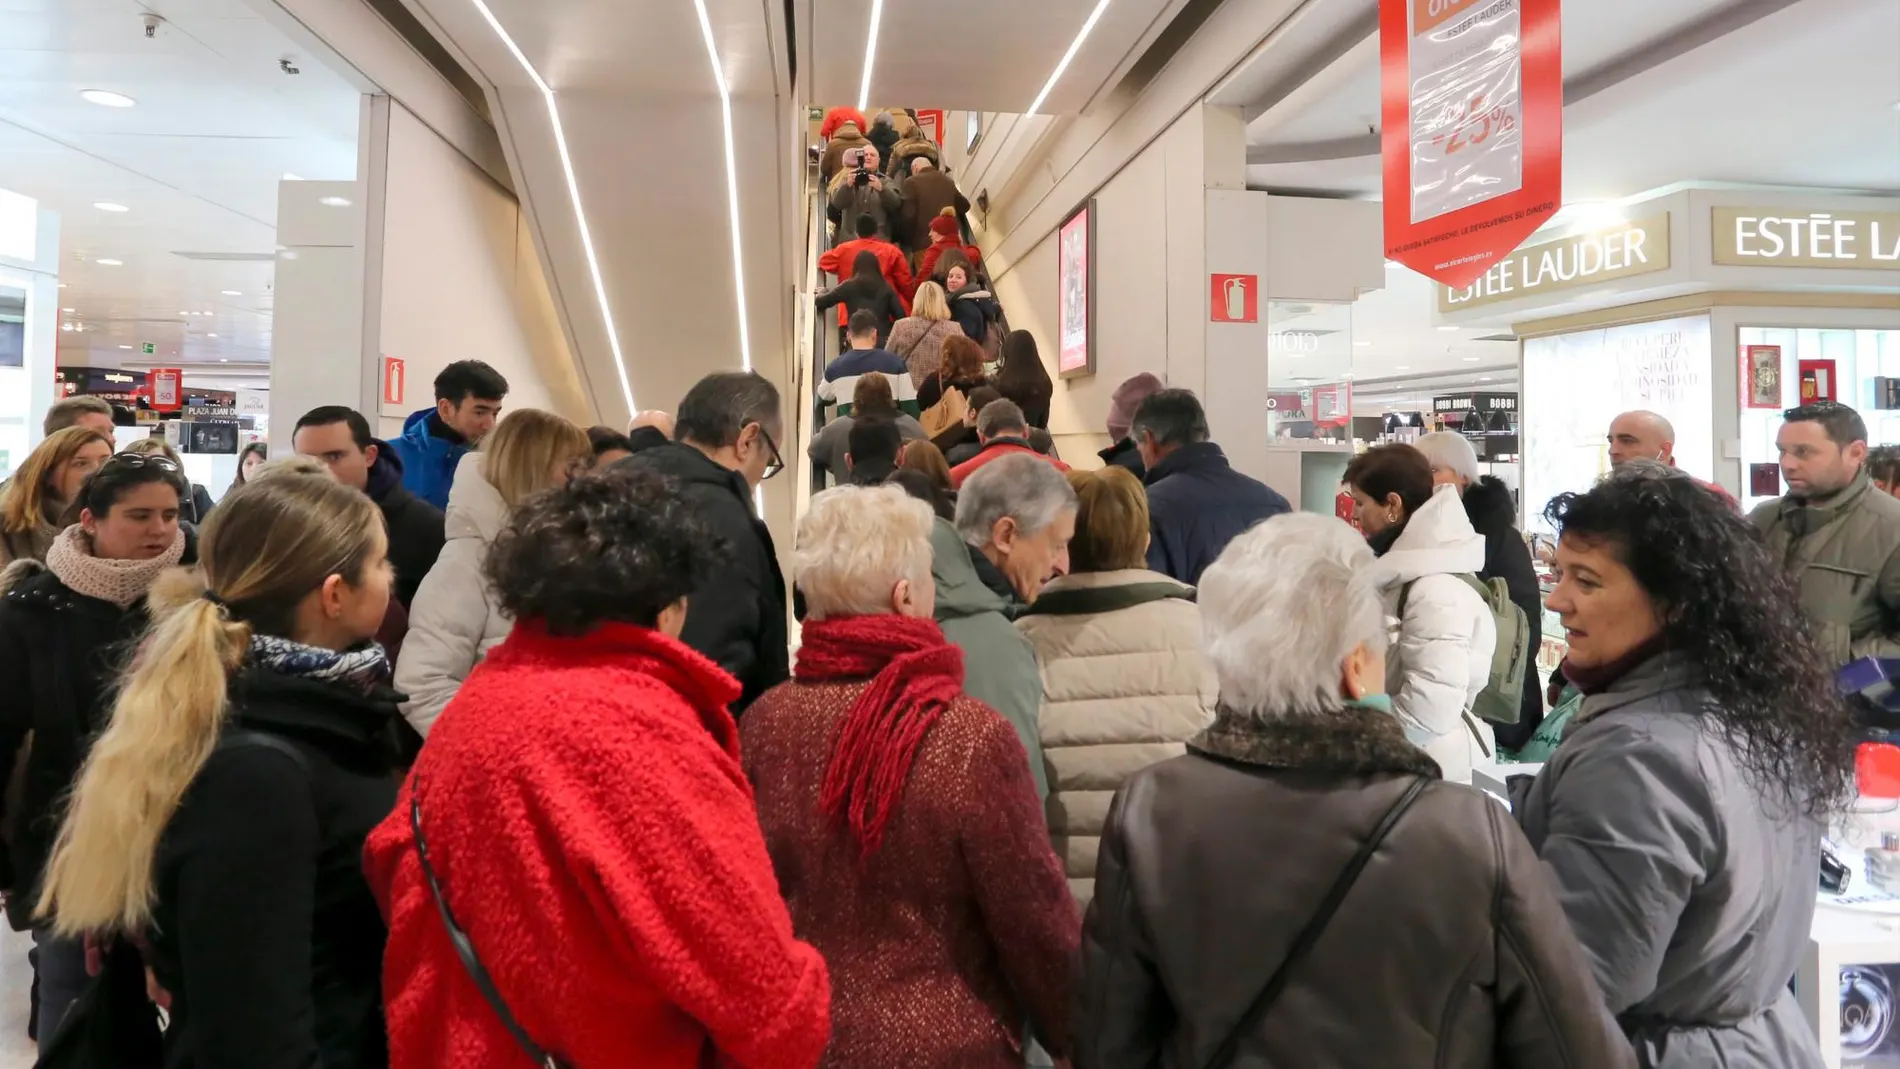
[0,926,34,1068]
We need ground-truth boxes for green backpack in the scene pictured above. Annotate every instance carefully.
[1398,574,1531,726]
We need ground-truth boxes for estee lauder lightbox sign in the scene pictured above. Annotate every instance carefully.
[1438,215,1671,312]
[1713,207,1900,270]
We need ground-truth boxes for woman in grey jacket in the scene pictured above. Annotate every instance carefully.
[1517,461,1857,1069]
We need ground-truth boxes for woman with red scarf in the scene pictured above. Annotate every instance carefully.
[743,484,1078,1069]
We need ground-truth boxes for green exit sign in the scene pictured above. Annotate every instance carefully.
[140,342,155,355]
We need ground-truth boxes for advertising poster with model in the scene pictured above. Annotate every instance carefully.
[1380,0,1563,288]
[1058,200,1095,378]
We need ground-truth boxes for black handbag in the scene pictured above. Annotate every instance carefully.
[1204,776,1429,1069]
[32,938,163,1069]
[411,781,570,1069]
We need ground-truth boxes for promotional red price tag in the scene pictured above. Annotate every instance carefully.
[1381,0,1563,289]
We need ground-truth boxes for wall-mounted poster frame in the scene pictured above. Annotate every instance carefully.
[1058,198,1096,379]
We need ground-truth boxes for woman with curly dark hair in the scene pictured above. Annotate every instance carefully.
[1514,460,1854,1069]
[364,466,831,1069]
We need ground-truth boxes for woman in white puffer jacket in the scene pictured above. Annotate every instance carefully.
[1345,444,1498,783]
[396,410,591,735]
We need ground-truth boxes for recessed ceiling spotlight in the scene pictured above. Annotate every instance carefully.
[79,89,136,108]
[221,290,241,296]
[219,358,228,362]
[318,195,352,207]
[1353,341,1371,347]
[93,202,129,213]
[179,310,192,316]
[1437,325,1459,332]
[118,344,131,350]
[1395,365,1411,370]
[1463,356,1481,362]
[94,258,122,266]
[1479,375,1493,381]
[61,307,75,313]
[207,333,218,338]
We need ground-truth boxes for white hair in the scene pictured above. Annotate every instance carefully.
[954,454,1077,547]
[794,484,935,620]
[1199,513,1389,722]
[1415,431,1481,484]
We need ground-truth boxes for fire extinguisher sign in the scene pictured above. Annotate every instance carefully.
[1210,274,1259,324]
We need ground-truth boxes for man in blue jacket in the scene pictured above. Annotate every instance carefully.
[1134,388,1291,585]
[387,360,508,510]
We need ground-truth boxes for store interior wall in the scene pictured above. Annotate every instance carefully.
[371,99,591,435]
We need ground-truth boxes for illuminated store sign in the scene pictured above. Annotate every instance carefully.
[1712,208,1900,270]
[1439,215,1671,312]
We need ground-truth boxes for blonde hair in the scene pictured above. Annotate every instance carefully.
[1068,467,1150,572]
[795,484,934,620]
[481,409,591,507]
[0,426,113,536]
[37,475,384,935]
[910,282,951,322]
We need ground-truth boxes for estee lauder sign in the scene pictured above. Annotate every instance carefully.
[1438,214,1671,312]
[1712,207,1900,270]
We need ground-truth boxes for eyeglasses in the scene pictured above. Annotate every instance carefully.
[758,425,785,481]
[106,452,182,473]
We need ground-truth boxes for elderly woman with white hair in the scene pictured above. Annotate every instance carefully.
[1075,513,1633,1069]
[1415,431,1544,744]
[742,484,1078,1069]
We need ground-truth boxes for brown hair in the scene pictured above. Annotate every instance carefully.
[852,374,896,414]
[1344,444,1434,520]
[481,409,592,507]
[0,426,113,538]
[43,396,114,436]
[940,334,986,384]
[1068,467,1150,572]
[898,439,952,492]
[121,435,183,466]
[38,475,385,934]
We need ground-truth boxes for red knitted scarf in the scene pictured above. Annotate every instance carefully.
[795,614,964,856]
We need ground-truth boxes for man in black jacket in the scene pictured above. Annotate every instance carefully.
[621,372,788,713]
[292,405,446,608]
[1134,389,1291,586]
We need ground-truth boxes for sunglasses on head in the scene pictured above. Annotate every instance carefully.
[107,452,183,474]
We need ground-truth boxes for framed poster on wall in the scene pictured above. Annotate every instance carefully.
[1744,344,1783,409]
[1058,199,1095,379]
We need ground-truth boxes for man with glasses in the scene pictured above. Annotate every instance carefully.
[620,371,788,712]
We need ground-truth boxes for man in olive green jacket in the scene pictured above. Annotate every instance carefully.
[1751,401,1900,667]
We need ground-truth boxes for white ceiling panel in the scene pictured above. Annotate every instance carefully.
[0,0,359,371]
[807,0,1190,114]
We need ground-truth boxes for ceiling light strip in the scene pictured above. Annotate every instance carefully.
[692,0,753,371]
[466,0,637,414]
[857,0,885,111]
[1027,0,1115,116]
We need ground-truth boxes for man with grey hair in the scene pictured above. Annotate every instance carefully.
[948,398,1071,489]
[1134,387,1289,585]
[622,371,788,711]
[928,452,1078,798]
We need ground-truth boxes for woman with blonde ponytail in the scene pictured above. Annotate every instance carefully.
[37,470,401,1068]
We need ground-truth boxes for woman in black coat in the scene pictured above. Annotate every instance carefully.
[34,470,402,1068]
[815,251,906,348]
[1416,432,1545,749]
[942,262,999,344]
[992,330,1054,429]
[0,450,196,1043]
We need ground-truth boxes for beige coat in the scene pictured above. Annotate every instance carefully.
[1016,570,1217,907]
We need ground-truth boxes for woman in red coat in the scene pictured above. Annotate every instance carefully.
[743,483,1078,1069]
[364,466,830,1069]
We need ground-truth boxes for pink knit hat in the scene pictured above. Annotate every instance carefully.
[1106,372,1165,440]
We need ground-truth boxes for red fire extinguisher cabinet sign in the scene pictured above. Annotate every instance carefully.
[1380,0,1563,290]
[1210,274,1259,324]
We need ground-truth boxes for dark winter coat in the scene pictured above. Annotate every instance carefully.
[815,277,906,348]
[619,443,788,713]
[896,170,970,251]
[147,664,404,1069]
[0,533,198,931]
[366,446,446,609]
[1462,476,1544,748]
[1077,703,1634,1068]
[1098,439,1145,481]
[949,289,999,343]
[1143,442,1291,586]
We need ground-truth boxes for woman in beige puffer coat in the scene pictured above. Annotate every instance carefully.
[1016,467,1217,908]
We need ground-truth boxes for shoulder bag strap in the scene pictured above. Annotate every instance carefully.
[1205,776,1430,1069]
[410,782,568,1069]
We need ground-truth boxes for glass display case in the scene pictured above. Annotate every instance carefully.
[1738,326,1900,512]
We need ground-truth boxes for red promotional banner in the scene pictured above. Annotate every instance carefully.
[1380,0,1562,289]
[148,368,183,412]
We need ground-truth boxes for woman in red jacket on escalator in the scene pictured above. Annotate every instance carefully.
[364,466,831,1069]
